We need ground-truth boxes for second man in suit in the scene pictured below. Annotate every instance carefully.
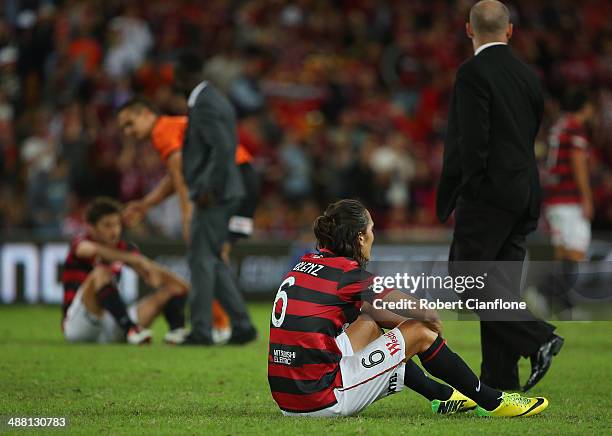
[175,52,257,345]
[437,0,563,391]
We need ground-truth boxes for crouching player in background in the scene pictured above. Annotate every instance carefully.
[62,197,190,345]
[268,199,548,417]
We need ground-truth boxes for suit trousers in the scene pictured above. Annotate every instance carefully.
[449,196,555,389]
[188,199,253,341]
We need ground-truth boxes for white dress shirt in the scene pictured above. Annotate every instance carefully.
[475,42,507,56]
[187,81,209,108]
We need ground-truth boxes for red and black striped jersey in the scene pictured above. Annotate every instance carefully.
[543,115,589,205]
[268,249,378,413]
[61,235,137,318]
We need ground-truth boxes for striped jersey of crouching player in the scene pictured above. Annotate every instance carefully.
[268,199,549,418]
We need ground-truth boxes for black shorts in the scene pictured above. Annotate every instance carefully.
[229,162,260,242]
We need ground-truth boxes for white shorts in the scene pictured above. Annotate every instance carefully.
[545,204,591,252]
[283,327,407,417]
[63,288,138,344]
[228,215,254,237]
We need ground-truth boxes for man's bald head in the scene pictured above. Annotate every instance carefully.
[469,0,510,37]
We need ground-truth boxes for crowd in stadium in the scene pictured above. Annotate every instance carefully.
[1,0,611,239]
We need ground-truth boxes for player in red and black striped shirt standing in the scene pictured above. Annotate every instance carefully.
[62,197,190,344]
[537,89,595,313]
[268,199,548,418]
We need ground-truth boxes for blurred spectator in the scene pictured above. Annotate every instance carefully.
[104,5,153,78]
[0,0,610,239]
[279,133,312,204]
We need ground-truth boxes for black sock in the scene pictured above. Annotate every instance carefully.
[418,336,502,411]
[96,284,135,334]
[163,295,186,330]
[557,260,579,308]
[404,359,453,401]
[538,260,577,310]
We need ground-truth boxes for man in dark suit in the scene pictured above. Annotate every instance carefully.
[437,0,563,391]
[176,52,257,345]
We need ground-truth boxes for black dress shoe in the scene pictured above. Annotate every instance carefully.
[523,334,564,392]
[179,334,214,346]
[227,326,257,345]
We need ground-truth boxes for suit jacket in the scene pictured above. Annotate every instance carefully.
[437,44,544,222]
[182,82,245,204]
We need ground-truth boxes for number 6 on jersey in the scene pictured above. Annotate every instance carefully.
[271,276,295,328]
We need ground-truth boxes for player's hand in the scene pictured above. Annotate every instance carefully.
[581,197,594,220]
[138,257,163,288]
[182,219,191,244]
[424,319,443,335]
[195,192,216,208]
[424,309,442,335]
[123,201,148,226]
[146,268,164,289]
[182,203,193,243]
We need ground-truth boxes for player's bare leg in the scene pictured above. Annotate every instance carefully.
[344,313,381,351]
[135,267,190,344]
[78,266,112,317]
[555,246,586,319]
[526,245,585,318]
[136,288,178,328]
[527,244,586,319]
[136,269,188,327]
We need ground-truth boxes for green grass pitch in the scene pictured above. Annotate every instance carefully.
[0,304,610,435]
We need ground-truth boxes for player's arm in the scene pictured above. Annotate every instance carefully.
[339,269,441,333]
[570,147,593,220]
[123,176,175,225]
[142,175,176,208]
[76,240,184,289]
[360,301,408,329]
[124,251,189,293]
[75,240,147,270]
[369,290,442,334]
[166,151,193,242]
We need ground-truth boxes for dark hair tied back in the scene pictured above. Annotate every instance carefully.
[313,199,369,266]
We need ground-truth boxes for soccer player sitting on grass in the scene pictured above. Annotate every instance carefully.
[62,197,190,345]
[268,199,548,417]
